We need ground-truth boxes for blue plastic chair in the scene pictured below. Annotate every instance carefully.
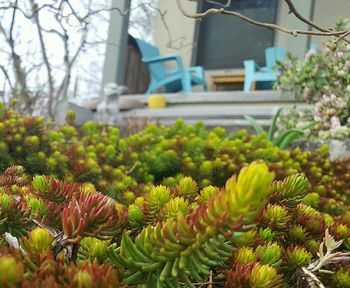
[135,38,208,94]
[309,44,318,51]
[243,47,286,92]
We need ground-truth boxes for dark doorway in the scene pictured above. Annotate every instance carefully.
[194,0,279,69]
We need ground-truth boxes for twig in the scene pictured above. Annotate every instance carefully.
[301,267,325,288]
[333,29,350,48]
[0,65,13,90]
[126,161,140,175]
[176,0,350,41]
[9,0,18,45]
[300,229,350,288]
[284,0,328,32]
[208,270,213,288]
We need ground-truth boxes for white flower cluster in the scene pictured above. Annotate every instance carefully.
[314,94,346,121]
[313,94,349,139]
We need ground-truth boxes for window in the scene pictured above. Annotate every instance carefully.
[194,0,278,69]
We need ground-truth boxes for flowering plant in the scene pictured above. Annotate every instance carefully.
[275,19,350,140]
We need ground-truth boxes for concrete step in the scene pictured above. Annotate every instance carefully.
[86,90,311,133]
[120,104,311,121]
[121,106,280,120]
[139,118,272,127]
[117,91,310,133]
[118,91,299,106]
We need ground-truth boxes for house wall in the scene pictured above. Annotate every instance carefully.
[153,1,350,88]
[274,0,312,58]
[310,0,350,48]
[154,0,197,68]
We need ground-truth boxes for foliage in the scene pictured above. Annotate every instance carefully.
[275,19,350,140]
[109,162,274,287]
[0,160,347,286]
[0,108,349,286]
[1,107,350,215]
[245,108,314,148]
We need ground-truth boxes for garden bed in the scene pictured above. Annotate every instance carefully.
[0,105,350,287]
[292,140,350,161]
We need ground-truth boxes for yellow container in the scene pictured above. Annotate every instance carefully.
[148,95,166,109]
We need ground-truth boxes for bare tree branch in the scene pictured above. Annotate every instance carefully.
[204,0,231,8]
[0,65,13,90]
[283,0,328,33]
[176,0,350,42]
[0,4,32,113]
[0,0,164,117]
[29,0,55,116]
[9,0,18,44]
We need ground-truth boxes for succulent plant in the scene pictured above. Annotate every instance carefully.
[0,256,24,286]
[61,192,124,244]
[78,237,113,264]
[108,162,276,287]
[0,107,349,287]
[20,227,53,254]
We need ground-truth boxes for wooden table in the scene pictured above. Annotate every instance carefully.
[211,74,255,91]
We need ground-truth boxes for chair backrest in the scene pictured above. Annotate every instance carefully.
[309,43,318,52]
[135,38,166,81]
[265,47,286,72]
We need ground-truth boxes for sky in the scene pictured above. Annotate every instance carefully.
[129,0,158,44]
[0,0,158,106]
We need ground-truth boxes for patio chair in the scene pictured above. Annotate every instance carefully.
[135,38,208,94]
[243,47,286,92]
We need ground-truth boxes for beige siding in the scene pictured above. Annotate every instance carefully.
[311,0,350,48]
[274,0,312,58]
[154,1,198,67]
[153,1,350,88]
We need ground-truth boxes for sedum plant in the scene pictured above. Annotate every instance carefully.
[0,161,348,286]
[109,162,275,287]
[1,104,350,216]
[0,107,350,286]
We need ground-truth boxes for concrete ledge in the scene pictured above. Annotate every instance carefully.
[119,91,298,105]
[121,106,280,119]
[130,118,272,127]
[55,101,93,126]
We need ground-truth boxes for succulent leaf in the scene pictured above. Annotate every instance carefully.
[62,193,124,243]
[109,162,275,285]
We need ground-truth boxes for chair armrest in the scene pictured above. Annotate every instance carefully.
[142,54,184,71]
[244,60,262,70]
[244,60,268,77]
[187,66,205,78]
[165,68,179,75]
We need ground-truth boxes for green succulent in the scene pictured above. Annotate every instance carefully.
[332,269,350,288]
[235,247,257,265]
[256,242,282,267]
[263,204,291,230]
[259,227,275,242]
[250,264,281,288]
[161,197,189,219]
[21,227,53,254]
[176,177,198,201]
[78,237,112,264]
[197,185,218,203]
[302,192,320,208]
[285,246,312,269]
[0,256,24,286]
[288,225,308,243]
